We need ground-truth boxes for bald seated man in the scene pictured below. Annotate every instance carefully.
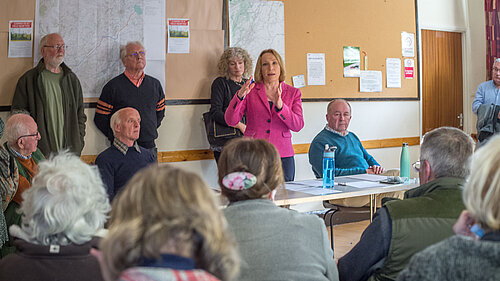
[95,107,155,201]
[1,113,45,257]
[308,99,390,207]
[12,33,86,156]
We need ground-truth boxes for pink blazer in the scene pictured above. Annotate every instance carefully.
[225,82,304,157]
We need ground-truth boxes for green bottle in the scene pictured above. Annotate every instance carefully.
[400,143,410,181]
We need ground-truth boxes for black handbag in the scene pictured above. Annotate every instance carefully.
[203,111,239,147]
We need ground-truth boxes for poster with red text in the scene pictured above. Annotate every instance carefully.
[404,59,414,79]
[9,20,33,58]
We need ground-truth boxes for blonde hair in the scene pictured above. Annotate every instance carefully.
[217,47,253,79]
[463,135,500,231]
[254,49,286,83]
[218,138,284,202]
[100,165,239,281]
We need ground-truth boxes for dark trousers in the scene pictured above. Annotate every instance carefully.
[213,150,222,163]
[281,156,295,182]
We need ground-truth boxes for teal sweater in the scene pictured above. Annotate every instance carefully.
[308,129,379,177]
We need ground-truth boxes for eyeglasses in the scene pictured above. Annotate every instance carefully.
[412,160,420,173]
[17,131,40,142]
[127,51,145,58]
[43,44,68,50]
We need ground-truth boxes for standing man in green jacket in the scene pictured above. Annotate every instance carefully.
[338,127,475,281]
[11,33,86,156]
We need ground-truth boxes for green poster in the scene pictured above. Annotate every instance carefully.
[343,46,360,77]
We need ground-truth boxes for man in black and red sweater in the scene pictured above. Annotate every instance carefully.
[94,41,165,160]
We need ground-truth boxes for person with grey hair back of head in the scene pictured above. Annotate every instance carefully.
[397,133,500,280]
[338,127,475,281]
[94,41,165,161]
[0,152,110,281]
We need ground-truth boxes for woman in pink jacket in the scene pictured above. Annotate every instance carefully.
[225,49,304,181]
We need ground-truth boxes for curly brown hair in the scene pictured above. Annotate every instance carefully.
[217,47,253,79]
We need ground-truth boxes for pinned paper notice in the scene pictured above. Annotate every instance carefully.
[404,59,414,79]
[360,71,382,92]
[167,18,190,53]
[401,32,415,57]
[386,58,401,88]
[292,75,306,88]
[8,20,33,58]
[307,53,326,85]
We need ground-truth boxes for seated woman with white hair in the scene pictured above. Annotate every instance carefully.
[0,152,110,281]
[99,165,239,281]
[397,135,500,280]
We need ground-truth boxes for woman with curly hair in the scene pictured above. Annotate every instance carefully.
[99,165,239,281]
[208,47,252,162]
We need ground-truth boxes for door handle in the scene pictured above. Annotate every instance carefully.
[457,113,463,128]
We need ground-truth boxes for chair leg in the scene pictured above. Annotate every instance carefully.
[324,208,338,253]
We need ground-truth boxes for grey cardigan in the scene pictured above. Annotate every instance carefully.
[223,199,339,281]
[397,233,500,280]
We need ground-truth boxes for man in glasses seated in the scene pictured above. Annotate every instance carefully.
[11,33,86,156]
[338,127,474,281]
[1,113,44,257]
[94,41,165,161]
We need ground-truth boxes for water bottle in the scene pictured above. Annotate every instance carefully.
[323,144,336,188]
[400,143,410,181]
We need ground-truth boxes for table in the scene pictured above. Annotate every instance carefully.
[275,174,418,214]
[274,174,418,249]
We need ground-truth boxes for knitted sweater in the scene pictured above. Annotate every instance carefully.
[397,232,500,281]
[95,143,154,201]
[94,73,165,149]
[309,129,379,177]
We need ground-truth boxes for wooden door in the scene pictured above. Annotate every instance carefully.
[422,30,463,134]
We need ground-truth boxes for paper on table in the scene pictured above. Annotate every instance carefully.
[345,174,388,182]
[286,185,340,195]
[347,181,383,188]
[287,179,325,188]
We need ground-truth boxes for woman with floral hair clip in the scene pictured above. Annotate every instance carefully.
[218,138,339,281]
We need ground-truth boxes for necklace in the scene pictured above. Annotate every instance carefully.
[231,78,245,86]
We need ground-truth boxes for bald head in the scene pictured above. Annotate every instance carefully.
[110,108,141,146]
[6,113,40,156]
[326,99,352,134]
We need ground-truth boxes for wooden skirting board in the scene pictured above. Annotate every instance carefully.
[80,136,420,165]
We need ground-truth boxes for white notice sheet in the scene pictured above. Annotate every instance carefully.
[168,18,190,53]
[359,71,382,92]
[386,58,401,88]
[307,53,326,85]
